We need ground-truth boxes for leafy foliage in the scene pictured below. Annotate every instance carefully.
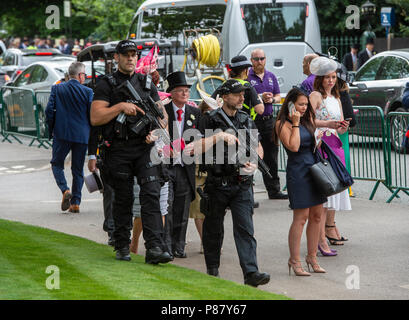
[315,0,408,37]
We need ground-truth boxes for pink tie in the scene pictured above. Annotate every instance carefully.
[177,109,183,122]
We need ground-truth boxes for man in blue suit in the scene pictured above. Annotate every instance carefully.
[46,61,93,213]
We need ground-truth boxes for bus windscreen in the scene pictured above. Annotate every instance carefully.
[242,3,306,43]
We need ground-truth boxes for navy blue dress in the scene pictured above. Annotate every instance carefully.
[284,121,327,209]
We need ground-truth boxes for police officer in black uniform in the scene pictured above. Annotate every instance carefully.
[190,79,270,287]
[91,40,172,264]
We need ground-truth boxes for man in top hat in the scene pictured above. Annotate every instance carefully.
[343,44,360,72]
[164,71,201,258]
[358,38,376,69]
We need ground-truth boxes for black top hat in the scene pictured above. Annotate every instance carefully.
[366,37,375,45]
[351,43,360,50]
[166,71,191,93]
[230,55,252,69]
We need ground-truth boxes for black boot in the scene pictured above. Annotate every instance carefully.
[244,271,270,287]
[207,267,220,277]
[145,247,173,264]
[115,247,131,261]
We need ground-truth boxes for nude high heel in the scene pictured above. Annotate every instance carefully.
[305,255,326,273]
[288,259,311,276]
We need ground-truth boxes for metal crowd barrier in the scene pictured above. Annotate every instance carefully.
[272,104,402,202]
[348,106,393,200]
[0,87,51,149]
[385,112,409,203]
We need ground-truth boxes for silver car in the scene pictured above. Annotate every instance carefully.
[348,49,409,151]
[1,59,104,138]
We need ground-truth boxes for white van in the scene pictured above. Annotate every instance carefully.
[128,0,321,94]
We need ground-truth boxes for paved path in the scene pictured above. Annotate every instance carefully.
[1,139,409,300]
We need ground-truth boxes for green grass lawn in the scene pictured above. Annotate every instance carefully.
[0,219,290,300]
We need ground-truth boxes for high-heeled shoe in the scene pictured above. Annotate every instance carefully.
[318,244,337,256]
[305,255,326,273]
[325,224,347,245]
[288,259,311,276]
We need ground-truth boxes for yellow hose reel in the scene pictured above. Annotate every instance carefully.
[182,34,221,71]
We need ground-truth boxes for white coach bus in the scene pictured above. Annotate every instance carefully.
[128,0,322,94]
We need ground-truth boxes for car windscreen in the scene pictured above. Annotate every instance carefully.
[22,54,66,66]
[242,2,306,43]
[53,62,105,78]
[137,5,226,55]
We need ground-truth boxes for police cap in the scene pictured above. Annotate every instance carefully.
[218,79,247,95]
[116,40,137,54]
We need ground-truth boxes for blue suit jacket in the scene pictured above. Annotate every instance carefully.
[45,79,93,144]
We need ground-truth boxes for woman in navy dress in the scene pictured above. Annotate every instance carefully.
[273,87,327,276]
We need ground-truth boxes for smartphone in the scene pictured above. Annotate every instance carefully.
[288,102,296,115]
[345,118,352,121]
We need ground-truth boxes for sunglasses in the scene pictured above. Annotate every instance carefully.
[252,57,266,61]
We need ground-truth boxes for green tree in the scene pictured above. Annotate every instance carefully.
[71,0,143,41]
[388,0,409,36]
[0,0,144,40]
[315,0,407,37]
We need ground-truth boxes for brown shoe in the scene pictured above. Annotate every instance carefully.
[68,204,80,213]
[61,190,72,211]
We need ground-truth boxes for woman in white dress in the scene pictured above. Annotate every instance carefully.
[309,57,352,256]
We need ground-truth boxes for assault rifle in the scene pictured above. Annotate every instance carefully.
[115,80,171,145]
[216,108,272,179]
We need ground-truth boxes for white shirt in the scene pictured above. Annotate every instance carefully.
[366,48,373,58]
[172,103,185,139]
[172,103,186,165]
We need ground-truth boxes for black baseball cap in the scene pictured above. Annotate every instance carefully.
[218,79,247,95]
[116,40,137,54]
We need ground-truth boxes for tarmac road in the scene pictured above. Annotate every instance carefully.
[1,139,409,300]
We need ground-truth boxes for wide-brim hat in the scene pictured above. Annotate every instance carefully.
[166,71,191,93]
[230,55,252,69]
[310,56,338,76]
[84,171,104,193]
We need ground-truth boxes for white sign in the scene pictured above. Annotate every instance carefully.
[64,1,71,18]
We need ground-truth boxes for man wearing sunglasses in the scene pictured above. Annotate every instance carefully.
[45,62,93,214]
[247,48,288,200]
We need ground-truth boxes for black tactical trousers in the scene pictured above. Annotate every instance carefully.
[255,117,280,195]
[202,180,259,277]
[104,141,165,251]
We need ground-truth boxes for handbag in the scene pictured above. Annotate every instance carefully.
[320,140,354,187]
[310,145,349,197]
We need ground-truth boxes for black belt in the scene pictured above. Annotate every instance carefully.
[208,175,252,186]
[111,137,145,146]
[256,114,274,121]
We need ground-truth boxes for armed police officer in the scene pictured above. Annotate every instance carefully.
[184,79,270,287]
[90,40,172,264]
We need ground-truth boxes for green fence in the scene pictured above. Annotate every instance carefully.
[385,112,409,203]
[0,87,51,149]
[348,106,393,200]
